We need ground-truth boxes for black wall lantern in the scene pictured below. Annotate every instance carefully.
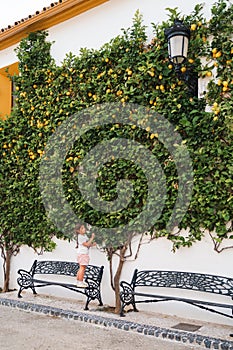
[165,19,198,97]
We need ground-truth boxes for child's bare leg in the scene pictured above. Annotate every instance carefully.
[77,265,86,281]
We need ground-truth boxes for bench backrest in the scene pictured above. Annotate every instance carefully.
[30,260,103,283]
[131,269,233,297]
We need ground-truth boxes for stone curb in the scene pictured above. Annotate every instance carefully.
[0,297,233,349]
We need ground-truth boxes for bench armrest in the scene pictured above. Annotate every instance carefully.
[120,281,134,298]
[17,269,36,298]
[85,278,99,289]
[17,269,33,287]
[119,281,137,316]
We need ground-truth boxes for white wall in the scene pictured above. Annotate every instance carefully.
[0,44,18,68]
[48,0,216,64]
[0,0,216,67]
[3,233,232,326]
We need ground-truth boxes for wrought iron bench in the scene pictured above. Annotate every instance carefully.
[120,269,233,319]
[17,260,104,310]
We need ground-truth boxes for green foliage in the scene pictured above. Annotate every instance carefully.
[0,32,59,254]
[0,0,232,255]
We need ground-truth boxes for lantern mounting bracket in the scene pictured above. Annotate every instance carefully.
[174,64,198,97]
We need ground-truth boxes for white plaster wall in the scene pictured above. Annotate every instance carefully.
[0,44,18,68]
[0,0,232,327]
[0,0,216,67]
[48,0,216,64]
[2,233,232,326]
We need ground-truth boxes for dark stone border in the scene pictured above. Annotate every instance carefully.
[0,297,233,349]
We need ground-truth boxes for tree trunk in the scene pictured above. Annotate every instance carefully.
[3,248,12,292]
[113,245,127,314]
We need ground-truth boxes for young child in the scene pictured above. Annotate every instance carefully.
[75,224,96,288]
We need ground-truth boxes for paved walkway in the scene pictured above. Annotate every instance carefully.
[0,291,233,349]
[0,304,201,350]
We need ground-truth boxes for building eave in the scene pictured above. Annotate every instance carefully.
[0,0,109,50]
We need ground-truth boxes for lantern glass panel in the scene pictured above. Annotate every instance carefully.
[169,35,189,64]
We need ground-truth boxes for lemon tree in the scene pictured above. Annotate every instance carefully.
[0,1,232,310]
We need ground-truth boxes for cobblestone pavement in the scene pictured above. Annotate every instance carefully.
[0,304,201,350]
[0,291,233,349]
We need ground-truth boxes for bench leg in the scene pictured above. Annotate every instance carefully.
[32,286,37,295]
[132,301,139,313]
[84,293,103,310]
[120,303,126,317]
[120,302,138,316]
[84,286,103,310]
[17,287,23,298]
[97,291,103,306]
[84,298,90,310]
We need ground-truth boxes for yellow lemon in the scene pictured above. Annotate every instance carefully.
[148,71,155,77]
[191,24,197,31]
